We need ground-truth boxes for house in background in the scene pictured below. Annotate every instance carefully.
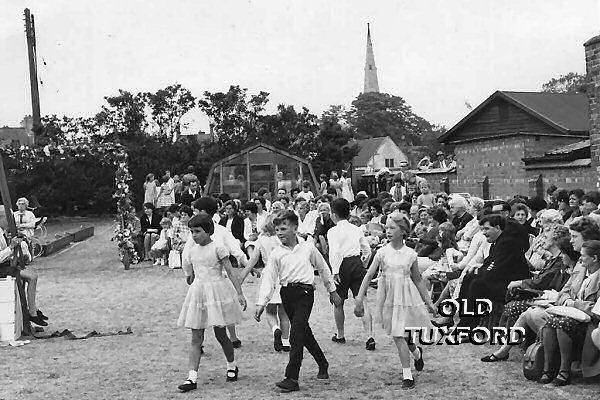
[438,91,590,199]
[351,136,409,191]
[0,116,34,147]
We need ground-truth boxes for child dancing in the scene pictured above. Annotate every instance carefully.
[177,214,247,393]
[355,213,435,389]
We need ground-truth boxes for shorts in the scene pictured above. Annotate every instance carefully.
[336,256,366,300]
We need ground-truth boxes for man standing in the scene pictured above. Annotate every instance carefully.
[255,211,342,393]
[328,199,375,350]
[180,180,201,207]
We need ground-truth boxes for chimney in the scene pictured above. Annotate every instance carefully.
[585,35,600,188]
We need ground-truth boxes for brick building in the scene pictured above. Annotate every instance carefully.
[438,91,590,199]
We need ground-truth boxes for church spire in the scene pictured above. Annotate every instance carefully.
[364,23,379,93]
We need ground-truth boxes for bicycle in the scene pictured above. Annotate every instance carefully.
[29,216,48,259]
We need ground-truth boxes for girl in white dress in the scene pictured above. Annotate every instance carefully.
[240,215,291,352]
[143,173,157,206]
[177,215,247,393]
[340,170,354,202]
[354,213,435,389]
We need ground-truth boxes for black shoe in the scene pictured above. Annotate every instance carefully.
[226,367,239,382]
[281,344,290,352]
[29,315,48,327]
[232,339,242,349]
[414,346,424,371]
[274,329,283,352]
[200,345,204,354]
[365,337,376,351]
[539,371,554,384]
[332,334,346,344]
[178,379,197,392]
[481,353,509,362]
[402,378,415,389]
[37,310,48,321]
[317,362,329,379]
[276,378,299,392]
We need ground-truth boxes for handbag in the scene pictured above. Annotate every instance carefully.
[168,250,181,269]
[523,327,558,381]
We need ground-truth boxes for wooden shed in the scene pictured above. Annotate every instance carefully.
[203,143,320,200]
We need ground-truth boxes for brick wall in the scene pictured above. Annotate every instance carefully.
[525,167,596,196]
[522,135,585,158]
[453,136,528,199]
[585,35,600,189]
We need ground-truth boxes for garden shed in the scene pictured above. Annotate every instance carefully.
[203,143,320,200]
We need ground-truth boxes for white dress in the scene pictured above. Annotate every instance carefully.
[177,242,243,329]
[340,178,354,202]
[371,244,431,336]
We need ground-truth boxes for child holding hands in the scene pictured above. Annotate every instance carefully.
[177,214,247,393]
[354,212,435,389]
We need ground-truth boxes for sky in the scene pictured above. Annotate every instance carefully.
[1,0,600,131]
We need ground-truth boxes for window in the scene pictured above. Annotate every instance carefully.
[385,159,394,168]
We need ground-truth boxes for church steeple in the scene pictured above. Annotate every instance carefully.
[364,23,379,93]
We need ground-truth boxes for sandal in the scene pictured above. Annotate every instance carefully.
[480,353,509,362]
[553,370,570,386]
[538,371,554,384]
[226,367,239,382]
[177,379,197,392]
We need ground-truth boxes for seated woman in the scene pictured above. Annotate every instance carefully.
[511,202,538,237]
[526,209,564,272]
[413,207,448,257]
[502,225,574,327]
[140,203,162,261]
[408,207,431,243]
[539,240,600,386]
[421,222,463,287]
[456,197,485,253]
[480,219,600,364]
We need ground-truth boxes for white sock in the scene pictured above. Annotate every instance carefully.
[188,370,198,383]
[411,347,421,360]
[272,325,280,333]
[282,338,290,346]
[226,361,237,370]
[402,368,413,380]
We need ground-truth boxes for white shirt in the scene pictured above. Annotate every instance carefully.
[256,240,337,306]
[243,217,258,241]
[296,191,314,202]
[327,219,371,275]
[297,210,318,236]
[13,210,36,239]
[184,223,248,267]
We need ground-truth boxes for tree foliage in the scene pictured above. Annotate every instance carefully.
[542,72,587,94]
[95,90,148,139]
[145,84,196,142]
[346,92,433,146]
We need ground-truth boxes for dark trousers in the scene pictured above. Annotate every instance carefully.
[280,285,328,380]
[457,272,507,328]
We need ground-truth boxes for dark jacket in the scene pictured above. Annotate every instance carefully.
[416,227,440,258]
[504,218,531,253]
[452,212,473,232]
[180,189,201,207]
[521,256,570,292]
[220,215,245,243]
[314,216,335,239]
[480,229,531,288]
[140,213,161,235]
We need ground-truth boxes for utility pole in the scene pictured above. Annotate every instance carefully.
[24,8,41,142]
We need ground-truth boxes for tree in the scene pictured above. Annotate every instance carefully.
[257,105,319,157]
[197,85,269,151]
[310,108,359,175]
[542,72,587,94]
[145,84,196,143]
[346,92,433,146]
[95,90,148,139]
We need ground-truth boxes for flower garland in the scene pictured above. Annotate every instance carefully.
[112,150,139,268]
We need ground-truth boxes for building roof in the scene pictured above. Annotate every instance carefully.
[523,139,591,169]
[352,137,388,167]
[439,91,589,143]
[545,139,590,155]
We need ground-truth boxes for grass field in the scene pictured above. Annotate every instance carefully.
[1,218,598,400]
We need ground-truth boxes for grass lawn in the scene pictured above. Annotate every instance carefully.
[1,217,598,400]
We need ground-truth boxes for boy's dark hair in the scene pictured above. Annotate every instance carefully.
[556,189,570,204]
[302,180,310,188]
[367,199,382,214]
[188,214,214,235]
[398,201,412,214]
[143,202,155,210]
[291,188,300,196]
[331,198,350,220]
[527,197,547,212]
[428,206,448,224]
[224,200,237,211]
[273,210,299,227]
[479,214,506,230]
[244,201,258,214]
[179,205,193,217]
[192,197,218,216]
[168,204,180,213]
[253,196,266,208]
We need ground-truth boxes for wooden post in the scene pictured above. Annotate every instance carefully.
[0,153,32,337]
[24,9,41,138]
